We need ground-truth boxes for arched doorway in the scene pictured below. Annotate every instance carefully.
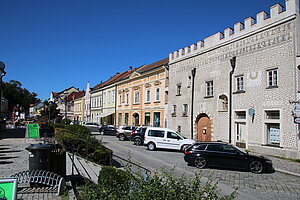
[132,113,139,126]
[196,114,212,141]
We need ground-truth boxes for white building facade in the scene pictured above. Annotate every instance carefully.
[168,0,300,159]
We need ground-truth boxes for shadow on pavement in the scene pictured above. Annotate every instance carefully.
[0,161,13,164]
[0,128,26,139]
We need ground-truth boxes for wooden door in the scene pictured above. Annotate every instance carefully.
[197,116,212,141]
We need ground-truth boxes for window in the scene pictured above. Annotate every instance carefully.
[148,130,164,137]
[235,111,246,119]
[153,112,160,127]
[235,75,244,91]
[146,89,150,102]
[112,91,115,103]
[206,145,222,151]
[267,69,278,88]
[172,105,177,115]
[265,110,280,119]
[205,81,213,97]
[118,113,122,126]
[265,110,280,146]
[103,92,106,104]
[193,144,207,150]
[134,91,139,104]
[267,123,280,145]
[177,84,181,96]
[183,104,188,116]
[156,88,160,101]
[125,93,129,105]
[167,132,181,140]
[145,112,150,126]
[107,91,111,103]
[125,113,129,125]
[119,95,122,105]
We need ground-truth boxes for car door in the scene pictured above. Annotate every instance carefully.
[106,125,117,135]
[147,129,165,148]
[165,131,182,150]
[205,144,224,167]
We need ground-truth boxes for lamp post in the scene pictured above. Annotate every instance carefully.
[229,57,236,144]
[0,61,6,117]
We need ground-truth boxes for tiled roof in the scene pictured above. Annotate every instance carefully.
[92,67,139,90]
[136,57,168,73]
[67,91,85,101]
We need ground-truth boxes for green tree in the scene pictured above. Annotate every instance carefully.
[2,80,40,116]
[40,100,60,121]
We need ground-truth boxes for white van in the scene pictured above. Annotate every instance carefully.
[144,127,194,151]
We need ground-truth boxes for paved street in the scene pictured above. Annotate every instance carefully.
[95,134,300,200]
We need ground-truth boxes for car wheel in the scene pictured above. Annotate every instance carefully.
[134,138,143,146]
[249,160,263,174]
[147,142,156,151]
[119,134,125,141]
[194,156,207,169]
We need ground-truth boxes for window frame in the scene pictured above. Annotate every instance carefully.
[205,81,214,97]
[266,68,278,88]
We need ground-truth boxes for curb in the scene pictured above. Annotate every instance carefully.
[275,168,300,177]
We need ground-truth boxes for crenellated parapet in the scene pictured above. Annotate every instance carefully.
[169,0,299,62]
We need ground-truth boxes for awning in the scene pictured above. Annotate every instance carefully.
[99,111,115,118]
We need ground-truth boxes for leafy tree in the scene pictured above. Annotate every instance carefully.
[2,80,40,116]
[40,100,60,121]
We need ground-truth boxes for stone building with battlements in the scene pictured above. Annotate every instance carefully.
[168,0,300,159]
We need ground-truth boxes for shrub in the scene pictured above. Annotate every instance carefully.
[78,168,237,200]
[54,124,112,166]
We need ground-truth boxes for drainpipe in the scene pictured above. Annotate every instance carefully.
[229,57,236,144]
[191,68,196,139]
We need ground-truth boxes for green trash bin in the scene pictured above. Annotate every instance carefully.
[26,143,54,171]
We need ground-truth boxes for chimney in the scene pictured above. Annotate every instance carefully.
[129,66,132,70]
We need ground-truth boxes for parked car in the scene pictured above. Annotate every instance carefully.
[144,127,194,151]
[130,126,148,145]
[84,122,101,132]
[116,125,136,141]
[183,142,274,174]
[99,125,117,135]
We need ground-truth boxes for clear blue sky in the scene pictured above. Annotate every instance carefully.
[0,0,286,101]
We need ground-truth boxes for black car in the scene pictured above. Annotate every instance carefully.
[130,126,148,145]
[99,125,117,135]
[184,142,274,174]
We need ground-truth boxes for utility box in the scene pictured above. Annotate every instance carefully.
[26,143,54,171]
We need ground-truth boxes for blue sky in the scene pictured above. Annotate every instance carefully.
[0,0,286,100]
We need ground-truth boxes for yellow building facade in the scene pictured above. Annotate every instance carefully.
[116,58,168,127]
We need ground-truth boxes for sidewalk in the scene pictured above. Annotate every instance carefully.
[0,128,63,200]
[253,151,300,177]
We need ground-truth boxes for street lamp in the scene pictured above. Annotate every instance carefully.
[0,61,6,117]
[229,57,236,144]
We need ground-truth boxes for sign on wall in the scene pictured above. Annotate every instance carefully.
[0,178,18,200]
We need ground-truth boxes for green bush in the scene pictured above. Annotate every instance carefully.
[78,168,237,200]
[54,124,112,166]
[92,149,112,166]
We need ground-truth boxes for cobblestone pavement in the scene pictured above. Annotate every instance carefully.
[0,128,62,200]
[98,135,300,200]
